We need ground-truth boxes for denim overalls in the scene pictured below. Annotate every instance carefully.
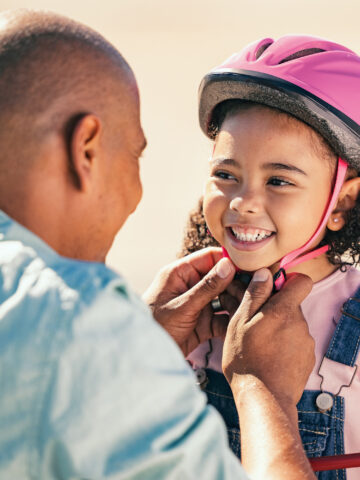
[198,287,360,479]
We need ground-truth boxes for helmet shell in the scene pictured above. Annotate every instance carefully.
[199,35,360,169]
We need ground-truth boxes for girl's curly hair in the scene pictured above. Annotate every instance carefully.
[178,197,219,257]
[179,100,360,268]
[324,202,360,268]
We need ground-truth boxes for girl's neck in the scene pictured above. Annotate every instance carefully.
[270,253,338,284]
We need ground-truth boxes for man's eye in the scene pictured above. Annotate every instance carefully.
[268,177,293,187]
[214,171,236,180]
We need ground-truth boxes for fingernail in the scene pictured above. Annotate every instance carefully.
[252,269,270,282]
[216,258,234,279]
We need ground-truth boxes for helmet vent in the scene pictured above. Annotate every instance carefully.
[255,42,272,60]
[279,48,325,64]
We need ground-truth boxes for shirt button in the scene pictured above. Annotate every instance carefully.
[195,368,208,390]
[316,392,334,413]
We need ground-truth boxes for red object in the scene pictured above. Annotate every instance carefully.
[309,453,360,471]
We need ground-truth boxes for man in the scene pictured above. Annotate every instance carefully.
[0,9,315,480]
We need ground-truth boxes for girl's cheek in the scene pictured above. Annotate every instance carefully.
[203,200,216,229]
[204,196,226,242]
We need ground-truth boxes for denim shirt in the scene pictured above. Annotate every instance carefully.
[0,211,246,480]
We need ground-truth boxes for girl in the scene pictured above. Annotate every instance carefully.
[185,36,360,480]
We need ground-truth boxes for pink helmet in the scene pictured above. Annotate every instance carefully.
[199,35,360,289]
[199,35,360,169]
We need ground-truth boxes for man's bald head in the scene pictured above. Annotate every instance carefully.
[0,10,146,262]
[0,9,139,175]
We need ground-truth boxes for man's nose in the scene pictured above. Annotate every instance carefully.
[229,188,261,215]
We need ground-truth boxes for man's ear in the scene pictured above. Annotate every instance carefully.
[327,176,360,231]
[68,114,102,192]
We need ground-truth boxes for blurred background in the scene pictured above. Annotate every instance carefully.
[1,0,359,293]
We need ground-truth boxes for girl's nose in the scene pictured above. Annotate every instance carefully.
[229,191,261,214]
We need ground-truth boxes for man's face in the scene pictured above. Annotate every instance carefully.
[94,87,147,260]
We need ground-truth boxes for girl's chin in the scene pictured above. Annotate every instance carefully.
[234,265,273,274]
[227,256,280,275]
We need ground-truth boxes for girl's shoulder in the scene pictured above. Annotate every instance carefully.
[302,266,360,323]
[304,265,360,309]
[311,265,360,296]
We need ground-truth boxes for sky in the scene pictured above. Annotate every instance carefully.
[1,0,359,293]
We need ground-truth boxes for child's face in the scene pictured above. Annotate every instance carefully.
[204,106,334,273]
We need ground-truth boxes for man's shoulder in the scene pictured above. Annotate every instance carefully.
[0,210,131,306]
[0,232,148,337]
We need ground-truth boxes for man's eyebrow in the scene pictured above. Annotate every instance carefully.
[262,162,307,176]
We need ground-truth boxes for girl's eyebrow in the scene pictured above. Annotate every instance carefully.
[262,162,307,176]
[210,158,307,176]
[210,157,238,167]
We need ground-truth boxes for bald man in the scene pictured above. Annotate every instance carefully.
[0,9,316,480]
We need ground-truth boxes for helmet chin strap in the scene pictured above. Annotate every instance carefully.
[273,157,348,290]
[222,158,348,290]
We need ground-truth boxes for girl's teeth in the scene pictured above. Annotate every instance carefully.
[231,228,272,242]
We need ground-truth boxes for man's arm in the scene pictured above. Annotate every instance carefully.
[145,251,316,479]
[222,269,315,479]
[232,374,313,479]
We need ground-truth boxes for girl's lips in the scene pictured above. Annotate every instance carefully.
[226,227,275,252]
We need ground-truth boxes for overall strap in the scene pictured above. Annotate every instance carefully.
[317,286,360,405]
[326,286,360,366]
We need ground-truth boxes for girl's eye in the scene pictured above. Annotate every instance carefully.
[214,171,237,181]
[268,177,294,187]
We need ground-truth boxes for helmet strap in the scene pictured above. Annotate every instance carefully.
[274,157,348,289]
[221,158,348,290]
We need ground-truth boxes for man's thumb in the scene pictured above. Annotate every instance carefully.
[239,268,273,321]
[182,258,236,313]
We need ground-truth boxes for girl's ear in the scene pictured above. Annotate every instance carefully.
[328,176,360,231]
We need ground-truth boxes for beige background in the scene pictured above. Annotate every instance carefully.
[1,0,359,293]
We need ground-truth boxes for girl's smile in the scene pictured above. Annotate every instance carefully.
[204,105,337,280]
[226,225,275,251]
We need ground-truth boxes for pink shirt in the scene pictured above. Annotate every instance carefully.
[188,267,360,479]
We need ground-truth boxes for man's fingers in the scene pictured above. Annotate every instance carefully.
[269,273,313,309]
[219,292,239,318]
[192,308,229,346]
[225,278,247,303]
[237,268,273,321]
[212,314,230,339]
[169,247,225,292]
[180,258,236,313]
[178,247,224,279]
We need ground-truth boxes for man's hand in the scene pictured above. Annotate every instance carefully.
[143,248,235,356]
[222,268,316,480]
[223,268,315,414]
